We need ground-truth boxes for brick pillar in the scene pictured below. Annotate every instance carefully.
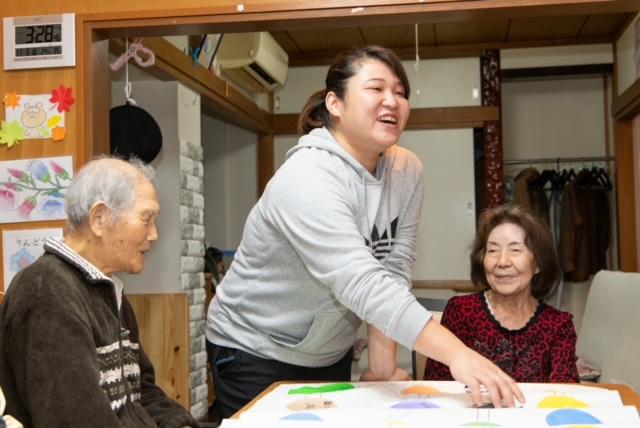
[179,139,208,420]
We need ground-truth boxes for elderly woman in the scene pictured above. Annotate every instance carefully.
[424,205,579,383]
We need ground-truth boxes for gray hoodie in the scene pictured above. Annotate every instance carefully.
[206,127,431,367]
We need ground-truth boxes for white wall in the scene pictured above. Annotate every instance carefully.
[402,58,480,107]
[202,116,258,251]
[274,57,480,113]
[616,13,639,96]
[401,129,476,280]
[111,81,184,294]
[502,44,612,70]
[502,76,607,160]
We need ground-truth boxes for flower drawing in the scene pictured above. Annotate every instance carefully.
[27,160,51,183]
[0,189,16,210]
[9,247,36,272]
[41,199,65,218]
[18,197,37,218]
[7,168,27,182]
[0,157,72,221]
[50,161,70,180]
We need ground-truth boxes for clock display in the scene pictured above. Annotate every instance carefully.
[4,13,75,70]
[16,46,62,57]
[15,24,61,45]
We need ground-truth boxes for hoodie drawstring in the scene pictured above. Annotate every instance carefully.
[384,164,392,261]
[363,156,393,262]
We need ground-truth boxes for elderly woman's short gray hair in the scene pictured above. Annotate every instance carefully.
[65,156,155,230]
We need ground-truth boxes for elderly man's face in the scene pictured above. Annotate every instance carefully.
[103,177,160,274]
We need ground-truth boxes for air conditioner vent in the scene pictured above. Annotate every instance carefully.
[215,32,288,93]
[249,62,277,86]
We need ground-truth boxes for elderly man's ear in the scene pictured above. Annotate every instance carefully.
[88,202,112,237]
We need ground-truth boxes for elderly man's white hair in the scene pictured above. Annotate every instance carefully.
[65,156,155,231]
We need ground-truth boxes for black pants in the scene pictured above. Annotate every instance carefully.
[206,340,352,418]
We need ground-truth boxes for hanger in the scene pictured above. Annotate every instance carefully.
[596,167,612,190]
[529,168,557,190]
[109,38,156,71]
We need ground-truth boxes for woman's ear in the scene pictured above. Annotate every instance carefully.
[88,202,111,237]
[324,91,342,118]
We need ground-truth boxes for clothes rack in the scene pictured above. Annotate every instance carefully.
[504,155,615,310]
[504,156,615,166]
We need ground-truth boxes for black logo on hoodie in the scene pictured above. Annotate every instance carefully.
[364,218,398,260]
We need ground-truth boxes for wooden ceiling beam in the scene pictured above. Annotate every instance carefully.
[288,36,613,66]
[88,1,640,38]
[273,106,499,135]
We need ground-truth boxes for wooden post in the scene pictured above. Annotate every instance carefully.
[481,49,505,208]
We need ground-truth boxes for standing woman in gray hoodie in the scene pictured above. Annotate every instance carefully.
[206,45,524,418]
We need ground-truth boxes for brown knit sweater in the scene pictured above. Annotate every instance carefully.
[0,239,198,428]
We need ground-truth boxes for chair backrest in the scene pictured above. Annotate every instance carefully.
[577,270,640,390]
[412,297,449,380]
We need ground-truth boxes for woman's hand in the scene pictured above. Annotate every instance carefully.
[448,347,523,408]
[415,319,525,408]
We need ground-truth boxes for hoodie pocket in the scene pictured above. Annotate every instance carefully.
[268,310,348,353]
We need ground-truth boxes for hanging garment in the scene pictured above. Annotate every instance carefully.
[559,169,610,282]
[513,167,539,210]
[513,167,549,225]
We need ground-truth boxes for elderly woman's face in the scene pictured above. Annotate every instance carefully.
[483,222,538,298]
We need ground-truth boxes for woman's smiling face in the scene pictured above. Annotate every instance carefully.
[483,222,539,299]
[326,58,410,162]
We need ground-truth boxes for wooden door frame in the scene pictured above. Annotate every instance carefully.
[613,77,640,272]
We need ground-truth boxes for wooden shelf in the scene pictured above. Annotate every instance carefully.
[109,37,272,134]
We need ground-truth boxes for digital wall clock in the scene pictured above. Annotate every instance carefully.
[3,13,75,70]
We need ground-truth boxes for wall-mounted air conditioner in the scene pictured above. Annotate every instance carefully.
[215,32,288,93]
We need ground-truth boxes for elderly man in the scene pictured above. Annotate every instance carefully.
[0,157,199,428]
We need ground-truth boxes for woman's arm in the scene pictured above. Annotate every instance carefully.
[415,320,525,408]
[548,316,579,383]
[423,300,457,381]
[360,324,410,381]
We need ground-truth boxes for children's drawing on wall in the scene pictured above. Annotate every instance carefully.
[2,228,63,291]
[0,156,73,223]
[1,85,74,147]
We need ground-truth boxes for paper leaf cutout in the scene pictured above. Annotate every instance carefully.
[0,120,25,147]
[3,92,21,109]
[47,115,62,128]
[49,84,75,113]
[51,127,65,142]
[40,128,50,138]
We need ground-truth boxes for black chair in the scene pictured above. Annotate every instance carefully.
[411,297,449,380]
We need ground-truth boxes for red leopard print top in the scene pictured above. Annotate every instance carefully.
[423,292,579,383]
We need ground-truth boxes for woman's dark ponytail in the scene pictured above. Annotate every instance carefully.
[297,89,329,135]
